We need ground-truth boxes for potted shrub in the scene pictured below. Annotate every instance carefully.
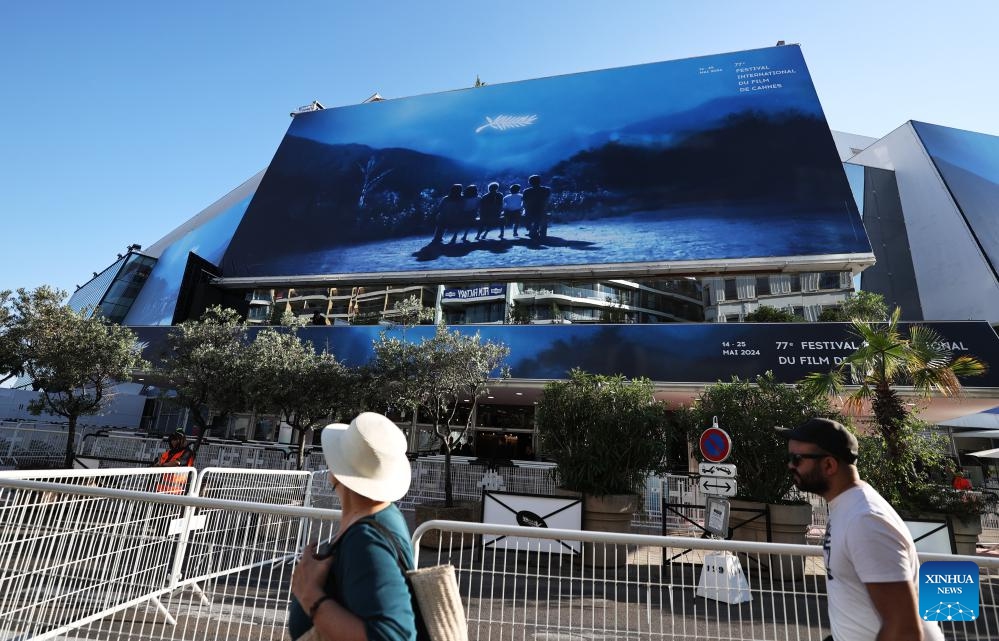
[677,372,843,549]
[535,369,680,547]
[801,310,989,554]
[855,417,996,555]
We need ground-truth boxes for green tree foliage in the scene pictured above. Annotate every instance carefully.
[535,370,678,496]
[677,372,841,503]
[817,290,889,322]
[245,328,356,469]
[743,305,802,322]
[507,301,532,325]
[0,289,23,384]
[368,324,509,506]
[387,295,435,327]
[3,286,148,467]
[800,307,989,515]
[800,307,986,458]
[159,306,248,453]
[855,416,995,517]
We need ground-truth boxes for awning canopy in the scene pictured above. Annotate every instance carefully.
[940,407,999,431]
[968,447,999,459]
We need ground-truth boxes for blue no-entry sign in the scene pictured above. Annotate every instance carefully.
[699,427,732,463]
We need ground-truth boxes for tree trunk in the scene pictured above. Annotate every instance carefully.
[190,409,213,457]
[63,415,77,468]
[443,441,453,507]
[296,428,308,470]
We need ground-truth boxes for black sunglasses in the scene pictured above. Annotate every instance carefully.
[787,452,829,466]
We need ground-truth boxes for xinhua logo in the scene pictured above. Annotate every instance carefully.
[919,561,979,621]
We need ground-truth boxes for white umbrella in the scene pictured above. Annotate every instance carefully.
[968,448,999,459]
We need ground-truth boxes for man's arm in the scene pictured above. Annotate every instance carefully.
[866,581,924,641]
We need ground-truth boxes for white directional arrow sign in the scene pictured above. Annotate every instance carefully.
[698,476,737,497]
[698,463,737,478]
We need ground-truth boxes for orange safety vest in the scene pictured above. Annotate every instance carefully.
[155,448,194,494]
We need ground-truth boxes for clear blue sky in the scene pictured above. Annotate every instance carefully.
[2,1,997,297]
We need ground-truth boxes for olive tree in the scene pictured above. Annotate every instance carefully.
[159,306,248,453]
[245,327,357,469]
[368,324,509,506]
[0,289,22,385]
[3,286,148,467]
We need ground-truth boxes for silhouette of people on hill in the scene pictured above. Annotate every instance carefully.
[433,184,465,244]
[460,184,480,242]
[503,184,524,237]
[522,174,551,240]
[428,176,558,248]
[476,182,505,240]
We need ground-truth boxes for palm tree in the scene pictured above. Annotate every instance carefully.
[800,307,986,455]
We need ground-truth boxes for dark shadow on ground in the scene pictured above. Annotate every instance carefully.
[412,235,600,262]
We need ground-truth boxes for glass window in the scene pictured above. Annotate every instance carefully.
[475,404,535,431]
[819,271,842,290]
[724,279,738,300]
[473,431,535,461]
[756,276,771,296]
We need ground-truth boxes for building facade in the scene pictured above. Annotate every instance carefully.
[56,45,999,462]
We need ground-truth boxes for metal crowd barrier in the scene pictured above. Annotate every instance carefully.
[2,470,997,641]
[415,520,999,641]
[0,423,105,470]
[10,426,998,548]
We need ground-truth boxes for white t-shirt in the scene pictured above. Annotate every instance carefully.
[823,482,944,641]
[503,193,523,211]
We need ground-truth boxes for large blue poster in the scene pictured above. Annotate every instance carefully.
[222,46,870,280]
[133,321,999,388]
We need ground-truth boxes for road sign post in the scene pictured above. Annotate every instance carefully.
[698,420,738,499]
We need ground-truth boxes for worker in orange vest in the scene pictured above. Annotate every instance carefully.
[952,468,973,491]
[153,429,195,493]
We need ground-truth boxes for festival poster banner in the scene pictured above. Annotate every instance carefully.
[133,321,999,388]
[221,45,871,281]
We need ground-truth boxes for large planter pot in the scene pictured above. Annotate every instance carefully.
[582,493,637,533]
[902,512,983,556]
[728,499,812,580]
[556,489,637,568]
[948,514,983,556]
[414,501,479,550]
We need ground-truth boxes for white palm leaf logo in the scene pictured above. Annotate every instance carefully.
[476,114,537,133]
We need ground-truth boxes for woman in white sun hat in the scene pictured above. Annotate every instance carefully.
[289,412,419,641]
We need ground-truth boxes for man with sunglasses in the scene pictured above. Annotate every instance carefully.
[779,418,942,641]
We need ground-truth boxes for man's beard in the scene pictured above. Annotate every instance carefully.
[793,468,829,495]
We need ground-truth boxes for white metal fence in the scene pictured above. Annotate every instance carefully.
[4,424,997,549]
[0,422,106,470]
[3,469,999,641]
[414,520,999,641]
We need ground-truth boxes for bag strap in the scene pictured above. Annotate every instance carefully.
[359,517,411,573]
[360,517,432,641]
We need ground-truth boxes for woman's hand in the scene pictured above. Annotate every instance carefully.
[291,542,333,611]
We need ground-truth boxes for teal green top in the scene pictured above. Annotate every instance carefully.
[287,504,417,641]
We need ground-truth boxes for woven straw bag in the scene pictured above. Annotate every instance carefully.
[407,564,468,641]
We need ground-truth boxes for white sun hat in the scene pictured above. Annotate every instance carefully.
[321,412,412,503]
